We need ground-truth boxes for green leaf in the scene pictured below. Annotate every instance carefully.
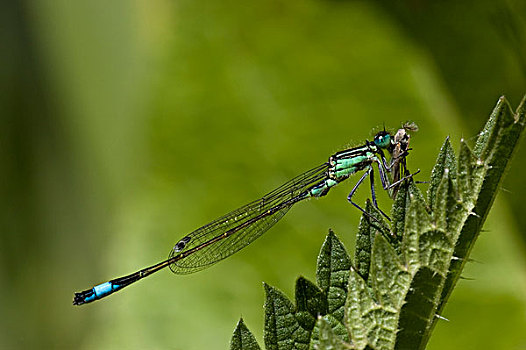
[264,283,309,350]
[263,232,353,350]
[394,267,443,350]
[233,94,526,350]
[457,139,475,204]
[295,277,327,330]
[402,182,434,270]
[353,234,410,349]
[355,200,388,281]
[348,95,525,349]
[370,234,410,310]
[316,230,352,323]
[391,180,410,237]
[472,96,525,215]
[397,95,526,348]
[230,318,261,350]
[427,137,457,211]
[310,316,349,350]
[345,267,376,349]
[433,95,526,335]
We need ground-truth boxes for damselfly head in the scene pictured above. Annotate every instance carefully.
[373,130,392,149]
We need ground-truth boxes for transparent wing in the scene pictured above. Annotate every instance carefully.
[169,163,329,274]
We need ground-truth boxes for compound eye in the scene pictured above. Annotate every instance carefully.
[374,132,391,148]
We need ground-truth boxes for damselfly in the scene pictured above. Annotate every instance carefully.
[73,127,415,305]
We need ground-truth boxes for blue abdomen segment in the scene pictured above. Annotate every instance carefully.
[73,281,121,305]
[74,268,146,305]
[92,282,120,300]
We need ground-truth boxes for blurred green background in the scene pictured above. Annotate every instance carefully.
[2,0,526,349]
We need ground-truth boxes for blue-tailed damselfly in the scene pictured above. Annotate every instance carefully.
[73,127,415,305]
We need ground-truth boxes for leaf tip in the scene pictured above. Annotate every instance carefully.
[516,93,526,123]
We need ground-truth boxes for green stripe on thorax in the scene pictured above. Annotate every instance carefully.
[329,144,377,180]
[308,143,379,198]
